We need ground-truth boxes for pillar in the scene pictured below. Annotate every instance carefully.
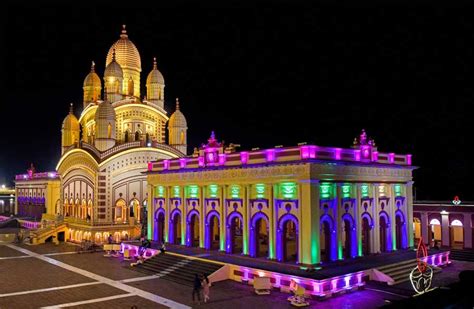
[243,184,250,255]
[336,184,343,260]
[147,184,153,240]
[371,183,380,253]
[420,212,429,246]
[441,212,450,247]
[268,184,277,259]
[300,180,320,265]
[180,186,186,245]
[199,186,205,248]
[388,184,396,251]
[164,186,169,243]
[463,213,472,249]
[406,181,414,247]
[355,183,363,257]
[219,185,226,251]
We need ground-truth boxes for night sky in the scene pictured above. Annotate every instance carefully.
[1,1,473,201]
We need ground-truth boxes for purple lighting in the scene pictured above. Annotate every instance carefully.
[354,150,361,161]
[219,154,226,165]
[179,158,187,168]
[371,151,378,161]
[406,154,412,165]
[334,148,342,160]
[198,157,205,167]
[241,152,249,164]
[266,149,276,162]
[163,160,170,169]
[388,153,395,163]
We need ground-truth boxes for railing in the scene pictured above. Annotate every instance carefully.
[15,172,59,181]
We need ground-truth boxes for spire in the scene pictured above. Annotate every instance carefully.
[120,24,128,38]
[153,57,157,70]
[176,98,180,110]
[91,61,95,73]
[69,103,74,114]
[112,49,116,62]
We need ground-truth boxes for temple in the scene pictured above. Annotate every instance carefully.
[146,130,415,266]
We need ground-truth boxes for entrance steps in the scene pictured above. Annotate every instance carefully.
[134,253,224,286]
[30,223,68,245]
[374,258,442,285]
[450,249,474,262]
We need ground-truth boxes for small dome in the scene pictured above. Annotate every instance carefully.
[83,62,101,87]
[146,57,164,85]
[169,98,187,128]
[62,104,80,131]
[94,100,116,123]
[104,50,123,78]
[106,25,141,72]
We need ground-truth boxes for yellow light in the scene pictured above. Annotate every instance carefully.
[258,271,265,277]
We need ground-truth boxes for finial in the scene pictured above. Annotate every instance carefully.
[112,49,116,62]
[211,131,215,139]
[91,61,95,73]
[120,24,128,38]
[69,103,74,114]
[176,98,180,110]
[153,57,157,70]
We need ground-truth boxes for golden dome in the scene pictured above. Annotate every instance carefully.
[104,50,123,78]
[62,104,80,131]
[146,57,164,85]
[83,62,101,87]
[106,25,141,72]
[95,100,116,123]
[169,98,187,128]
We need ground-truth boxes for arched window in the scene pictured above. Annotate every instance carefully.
[107,123,112,138]
[180,131,185,144]
[158,87,162,100]
[135,131,140,141]
[115,199,126,222]
[114,79,120,93]
[124,130,129,143]
[128,78,134,96]
[146,133,150,144]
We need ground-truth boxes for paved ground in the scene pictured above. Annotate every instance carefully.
[0,242,470,309]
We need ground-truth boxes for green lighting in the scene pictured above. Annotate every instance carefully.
[230,185,240,198]
[186,185,199,198]
[394,185,402,196]
[338,244,343,260]
[173,186,180,198]
[342,184,351,198]
[279,182,297,199]
[358,243,363,257]
[156,186,165,197]
[208,185,219,198]
[320,183,332,199]
[361,185,369,197]
[255,184,265,199]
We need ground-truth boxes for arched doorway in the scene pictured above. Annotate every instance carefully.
[430,218,441,247]
[205,211,220,250]
[154,210,165,243]
[342,213,356,259]
[226,212,243,254]
[276,214,298,263]
[187,211,200,247]
[450,219,464,249]
[129,199,140,222]
[361,214,372,256]
[379,215,387,252]
[135,131,140,141]
[169,210,182,245]
[114,199,126,223]
[320,214,337,262]
[250,212,269,258]
[413,217,421,244]
[395,211,407,250]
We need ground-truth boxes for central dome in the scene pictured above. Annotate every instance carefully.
[106,25,141,72]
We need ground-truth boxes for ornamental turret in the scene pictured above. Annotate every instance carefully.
[146,57,165,108]
[83,61,102,108]
[94,99,116,151]
[104,49,124,103]
[168,98,188,155]
[61,103,80,154]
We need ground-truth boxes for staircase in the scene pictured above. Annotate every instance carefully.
[450,249,474,262]
[375,258,442,285]
[134,253,224,286]
[30,223,68,244]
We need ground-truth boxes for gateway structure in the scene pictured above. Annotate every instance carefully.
[15,26,188,243]
[147,130,415,266]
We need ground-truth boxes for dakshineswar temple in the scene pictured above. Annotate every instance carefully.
[15,25,187,243]
[146,130,415,266]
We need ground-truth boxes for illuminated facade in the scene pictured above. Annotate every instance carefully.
[16,25,187,243]
[147,130,415,266]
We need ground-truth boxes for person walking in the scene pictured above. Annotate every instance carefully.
[160,242,166,254]
[202,273,210,303]
[192,274,202,305]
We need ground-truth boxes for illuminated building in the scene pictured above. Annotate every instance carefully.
[15,25,187,243]
[147,130,415,266]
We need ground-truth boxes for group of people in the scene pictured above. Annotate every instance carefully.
[192,273,211,304]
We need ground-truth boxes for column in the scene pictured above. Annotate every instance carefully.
[463,213,472,249]
[199,186,205,248]
[388,184,396,251]
[441,213,450,247]
[300,180,320,265]
[336,184,343,260]
[147,184,153,240]
[164,186,169,243]
[355,183,363,257]
[180,186,186,245]
[243,184,250,255]
[406,181,414,247]
[420,212,429,246]
[268,184,277,260]
[372,183,380,253]
[219,185,226,251]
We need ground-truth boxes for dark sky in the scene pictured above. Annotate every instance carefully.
[0,1,473,201]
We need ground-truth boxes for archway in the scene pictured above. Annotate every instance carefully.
[250,212,269,258]
[114,199,126,223]
[342,213,357,259]
[395,211,407,250]
[413,217,421,244]
[361,213,373,256]
[276,213,298,263]
[320,214,337,262]
[430,218,441,247]
[226,211,243,254]
[187,210,200,247]
[450,219,464,249]
[154,209,165,243]
[169,210,182,245]
[379,212,391,253]
[135,131,140,141]
[205,211,220,250]
[129,199,140,222]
